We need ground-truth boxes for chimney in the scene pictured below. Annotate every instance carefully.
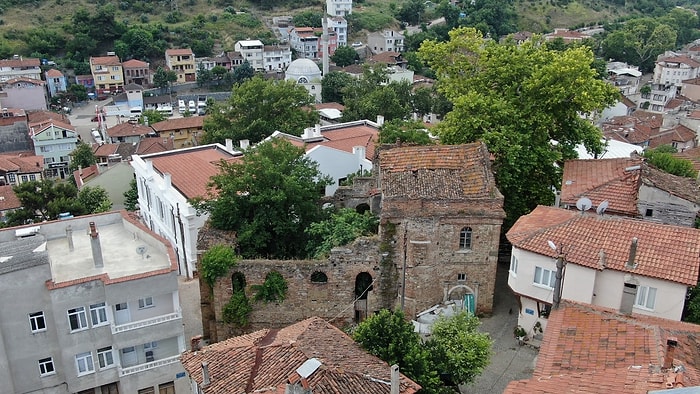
[626,238,638,269]
[664,337,678,369]
[313,124,321,137]
[225,138,234,152]
[240,139,249,150]
[390,364,399,394]
[89,222,104,268]
[66,225,74,252]
[302,127,313,140]
[353,146,366,166]
[191,335,202,351]
[201,362,211,387]
[377,115,385,126]
[164,173,172,190]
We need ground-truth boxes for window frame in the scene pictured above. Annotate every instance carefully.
[67,307,88,332]
[29,311,47,333]
[509,255,518,276]
[97,346,115,369]
[89,302,108,327]
[533,266,556,289]
[75,351,95,376]
[38,357,55,377]
[634,285,657,310]
[459,227,472,250]
[138,297,154,309]
[457,273,467,281]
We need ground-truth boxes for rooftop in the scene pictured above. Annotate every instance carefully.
[150,116,204,132]
[180,316,421,394]
[507,205,700,286]
[504,301,700,393]
[90,55,122,66]
[0,184,20,211]
[166,48,194,56]
[107,123,153,138]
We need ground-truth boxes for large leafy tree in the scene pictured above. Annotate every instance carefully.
[644,146,697,178]
[330,45,359,67]
[379,119,433,145]
[232,61,255,83]
[321,71,354,104]
[305,208,378,258]
[201,76,318,144]
[195,138,332,259]
[77,186,112,214]
[153,67,177,93]
[419,28,619,227]
[341,67,412,122]
[69,141,97,172]
[123,179,139,211]
[601,18,677,72]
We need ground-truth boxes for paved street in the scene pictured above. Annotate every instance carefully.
[463,262,539,393]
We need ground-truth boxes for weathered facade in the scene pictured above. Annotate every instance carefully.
[199,143,505,341]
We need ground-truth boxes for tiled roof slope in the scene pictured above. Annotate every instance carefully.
[180,317,420,394]
[150,116,204,132]
[380,143,499,199]
[642,163,700,204]
[145,145,236,199]
[0,154,43,173]
[27,110,71,126]
[561,157,641,216]
[107,123,152,138]
[90,55,121,66]
[504,302,700,393]
[507,206,700,286]
[0,185,21,211]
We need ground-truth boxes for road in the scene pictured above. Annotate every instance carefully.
[405,17,446,35]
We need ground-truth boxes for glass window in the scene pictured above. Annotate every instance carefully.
[68,307,88,332]
[635,285,657,310]
[510,255,518,275]
[29,311,47,332]
[90,303,108,327]
[534,267,556,288]
[97,346,115,369]
[459,227,472,250]
[39,357,55,376]
[75,352,94,375]
[138,297,154,309]
[457,273,466,281]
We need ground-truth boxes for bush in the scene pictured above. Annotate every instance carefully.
[200,244,239,288]
[222,291,252,327]
[252,271,287,303]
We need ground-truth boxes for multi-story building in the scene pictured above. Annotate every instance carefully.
[165,48,196,83]
[0,107,30,153]
[29,117,77,179]
[289,27,320,59]
[0,211,187,393]
[653,52,700,92]
[263,44,292,71]
[45,69,67,99]
[233,40,265,71]
[327,0,352,16]
[90,54,124,96]
[0,77,48,110]
[131,143,241,278]
[149,117,204,149]
[122,59,151,87]
[328,16,348,47]
[366,30,405,54]
[0,152,43,186]
[0,55,42,82]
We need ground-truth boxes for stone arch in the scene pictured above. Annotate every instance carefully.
[447,284,476,313]
[355,203,370,214]
[310,271,328,283]
[354,272,374,323]
[231,272,246,293]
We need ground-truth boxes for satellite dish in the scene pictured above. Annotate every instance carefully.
[136,245,148,255]
[575,197,592,212]
[547,240,557,251]
[596,200,609,215]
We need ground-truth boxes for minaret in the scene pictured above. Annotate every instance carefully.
[322,8,330,76]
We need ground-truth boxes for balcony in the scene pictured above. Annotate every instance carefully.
[119,355,180,376]
[111,309,181,334]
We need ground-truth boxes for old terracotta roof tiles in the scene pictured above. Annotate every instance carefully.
[151,116,204,132]
[0,185,21,211]
[107,123,153,138]
[507,206,700,286]
[180,317,421,394]
[90,55,121,66]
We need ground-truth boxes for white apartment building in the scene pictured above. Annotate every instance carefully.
[653,52,700,91]
[234,40,265,71]
[327,0,352,16]
[263,45,293,71]
[367,30,405,54]
[0,211,187,394]
[328,16,348,47]
[131,143,242,279]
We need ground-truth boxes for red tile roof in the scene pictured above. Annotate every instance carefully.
[657,55,700,69]
[90,55,121,66]
[379,143,501,200]
[151,116,204,132]
[93,143,119,157]
[122,59,149,68]
[0,153,43,173]
[3,77,45,86]
[0,185,21,211]
[0,57,40,67]
[165,48,194,56]
[27,110,71,127]
[107,123,153,138]
[45,69,63,77]
[180,317,421,394]
[145,145,237,199]
[31,119,75,134]
[507,205,700,286]
[136,138,174,155]
[314,102,344,111]
[504,301,700,393]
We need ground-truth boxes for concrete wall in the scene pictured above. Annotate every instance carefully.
[0,118,31,153]
[638,185,698,227]
[307,145,372,196]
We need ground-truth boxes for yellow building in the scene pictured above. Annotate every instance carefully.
[165,48,196,83]
[89,54,124,96]
[150,116,204,149]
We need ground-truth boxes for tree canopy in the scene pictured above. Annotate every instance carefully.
[378,119,433,145]
[341,67,412,122]
[321,71,355,104]
[419,28,619,227]
[69,141,97,172]
[330,45,359,67]
[305,208,378,258]
[194,138,332,259]
[202,76,318,145]
[644,146,697,178]
[601,18,677,72]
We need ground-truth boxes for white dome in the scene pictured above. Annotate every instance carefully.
[285,59,322,81]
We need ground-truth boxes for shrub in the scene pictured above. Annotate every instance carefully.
[200,244,239,288]
[252,271,287,303]
[222,291,252,327]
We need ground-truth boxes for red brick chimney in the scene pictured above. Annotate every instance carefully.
[663,337,678,369]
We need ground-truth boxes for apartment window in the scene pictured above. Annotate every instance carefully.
[29,174,36,181]
[38,357,55,376]
[143,341,158,349]
[75,352,94,375]
[7,173,15,183]
[21,175,28,182]
[68,307,88,332]
[97,346,115,369]
[457,273,466,281]
[138,297,154,309]
[159,382,175,394]
[459,227,472,250]
[510,255,518,275]
[29,311,47,332]
[635,285,657,310]
[533,266,556,288]
[138,389,156,394]
[89,303,108,327]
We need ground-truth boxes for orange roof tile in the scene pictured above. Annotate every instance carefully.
[0,57,40,67]
[504,301,700,393]
[27,110,71,126]
[3,77,45,86]
[658,55,700,69]
[379,143,501,200]
[0,153,43,173]
[507,206,700,286]
[314,102,345,111]
[180,317,421,394]
[107,123,153,138]
[136,138,174,155]
[90,55,121,66]
[145,145,236,199]
[122,59,149,68]
[165,48,194,56]
[45,69,63,77]
[0,185,21,211]
[93,143,119,157]
[151,116,204,132]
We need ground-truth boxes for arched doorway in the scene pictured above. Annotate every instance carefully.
[354,272,373,322]
[356,203,370,215]
[447,284,476,314]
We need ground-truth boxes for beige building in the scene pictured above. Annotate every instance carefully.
[165,48,196,83]
[90,54,124,96]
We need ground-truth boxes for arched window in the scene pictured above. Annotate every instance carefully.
[310,271,328,283]
[231,272,246,293]
[298,77,309,83]
[459,227,472,250]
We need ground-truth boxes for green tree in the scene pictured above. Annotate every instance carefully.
[322,71,354,104]
[419,28,619,227]
[140,109,166,125]
[341,67,412,122]
[153,67,177,93]
[293,11,322,27]
[232,61,255,83]
[460,0,517,38]
[77,186,112,214]
[426,311,491,386]
[331,45,358,67]
[123,178,139,211]
[201,76,318,144]
[68,84,89,102]
[69,141,97,172]
[222,290,252,327]
[354,310,443,392]
[305,208,379,258]
[197,63,213,87]
[195,139,332,259]
[379,119,433,145]
[396,0,426,25]
[8,180,83,224]
[601,18,677,72]
[684,286,700,324]
[644,147,697,178]
[251,271,288,302]
[200,244,239,288]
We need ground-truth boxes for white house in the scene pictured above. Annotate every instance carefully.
[653,52,700,91]
[131,143,242,278]
[327,0,352,16]
[234,40,265,71]
[506,205,700,337]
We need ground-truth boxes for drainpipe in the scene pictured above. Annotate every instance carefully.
[177,203,190,279]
